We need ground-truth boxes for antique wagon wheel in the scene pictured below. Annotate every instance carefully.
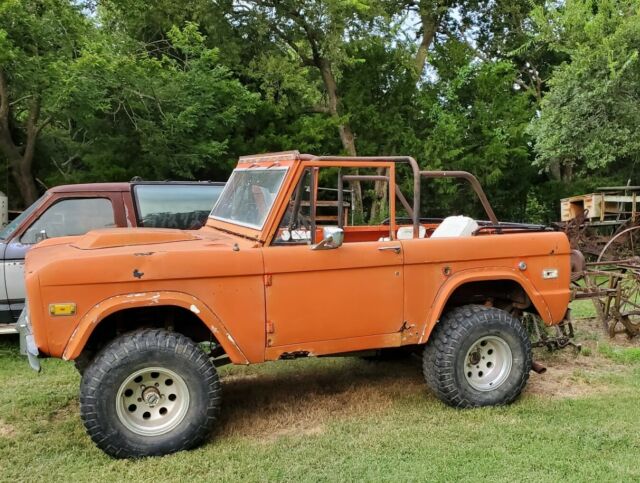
[597,226,640,337]
[607,268,640,338]
[597,225,640,263]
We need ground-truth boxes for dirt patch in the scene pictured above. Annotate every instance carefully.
[526,319,633,399]
[49,399,78,422]
[575,316,640,348]
[525,355,624,399]
[218,359,424,441]
[0,419,17,438]
[217,321,635,441]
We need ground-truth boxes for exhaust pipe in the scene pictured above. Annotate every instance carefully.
[531,361,547,374]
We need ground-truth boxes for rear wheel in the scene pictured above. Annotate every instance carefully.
[80,329,221,458]
[423,305,531,408]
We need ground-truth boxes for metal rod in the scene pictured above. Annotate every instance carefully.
[395,186,414,219]
[288,170,306,231]
[301,155,422,238]
[310,168,317,243]
[337,170,343,229]
[342,175,389,182]
[419,170,498,224]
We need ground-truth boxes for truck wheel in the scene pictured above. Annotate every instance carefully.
[423,305,531,408]
[79,329,221,458]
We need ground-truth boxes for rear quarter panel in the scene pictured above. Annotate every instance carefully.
[400,231,571,344]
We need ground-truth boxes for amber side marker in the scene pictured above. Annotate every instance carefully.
[49,303,77,316]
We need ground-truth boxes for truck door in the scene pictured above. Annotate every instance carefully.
[262,165,404,351]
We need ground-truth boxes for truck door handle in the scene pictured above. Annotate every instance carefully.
[378,245,401,254]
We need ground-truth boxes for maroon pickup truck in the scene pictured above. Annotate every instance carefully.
[0,181,224,331]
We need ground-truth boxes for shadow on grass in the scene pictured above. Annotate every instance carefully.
[217,356,425,440]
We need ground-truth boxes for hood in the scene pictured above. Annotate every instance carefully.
[71,228,199,250]
[25,225,261,289]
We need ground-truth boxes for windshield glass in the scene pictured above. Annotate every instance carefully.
[0,194,45,240]
[210,168,287,229]
[134,184,224,229]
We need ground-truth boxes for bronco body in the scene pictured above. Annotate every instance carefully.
[21,151,571,458]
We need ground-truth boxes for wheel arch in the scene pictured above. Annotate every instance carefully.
[419,269,551,344]
[63,291,249,364]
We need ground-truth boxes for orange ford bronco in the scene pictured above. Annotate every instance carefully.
[20,152,571,458]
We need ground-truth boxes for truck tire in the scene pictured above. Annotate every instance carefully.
[79,329,221,458]
[423,305,531,408]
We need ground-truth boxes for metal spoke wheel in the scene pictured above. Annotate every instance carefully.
[463,336,512,392]
[611,269,640,337]
[596,226,640,338]
[116,367,190,437]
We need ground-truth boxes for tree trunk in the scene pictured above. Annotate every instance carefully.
[369,172,388,223]
[8,152,39,205]
[415,2,440,77]
[0,71,41,206]
[317,58,364,220]
[548,160,562,181]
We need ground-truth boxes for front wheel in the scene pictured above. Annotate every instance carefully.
[423,305,532,408]
[79,329,221,458]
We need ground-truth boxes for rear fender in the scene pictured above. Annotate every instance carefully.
[418,268,552,344]
[62,291,249,364]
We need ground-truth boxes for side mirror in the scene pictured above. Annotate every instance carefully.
[35,229,48,243]
[311,226,344,251]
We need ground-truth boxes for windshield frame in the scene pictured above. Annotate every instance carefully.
[209,166,289,231]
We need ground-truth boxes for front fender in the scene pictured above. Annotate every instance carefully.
[418,268,555,344]
[62,291,249,364]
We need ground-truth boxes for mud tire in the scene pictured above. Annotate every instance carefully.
[423,305,531,408]
[79,329,221,458]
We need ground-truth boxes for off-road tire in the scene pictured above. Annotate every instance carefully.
[423,305,531,408]
[73,350,94,375]
[79,329,221,458]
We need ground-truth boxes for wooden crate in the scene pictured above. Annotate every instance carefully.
[561,192,637,222]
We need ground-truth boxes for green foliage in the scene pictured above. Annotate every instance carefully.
[1,0,638,223]
[529,0,640,181]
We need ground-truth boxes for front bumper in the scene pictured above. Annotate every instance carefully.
[17,306,40,372]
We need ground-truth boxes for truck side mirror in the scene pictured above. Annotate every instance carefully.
[311,226,344,251]
[35,229,48,243]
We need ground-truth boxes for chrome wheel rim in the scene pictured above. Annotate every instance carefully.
[116,367,190,436]
[463,336,512,392]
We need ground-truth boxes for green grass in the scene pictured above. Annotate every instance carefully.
[570,299,597,319]
[2,332,640,482]
[598,344,640,364]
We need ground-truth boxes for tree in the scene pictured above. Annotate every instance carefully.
[0,0,90,205]
[528,0,640,182]
[44,23,258,186]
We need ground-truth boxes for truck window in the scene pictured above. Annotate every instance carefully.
[21,198,116,244]
[134,184,223,230]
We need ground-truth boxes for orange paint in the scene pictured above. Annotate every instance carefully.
[24,151,572,364]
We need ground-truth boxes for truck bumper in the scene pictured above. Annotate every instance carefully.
[17,306,40,372]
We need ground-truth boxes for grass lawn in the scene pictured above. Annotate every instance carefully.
[2,317,640,482]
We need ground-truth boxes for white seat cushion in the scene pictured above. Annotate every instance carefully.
[397,225,426,240]
[430,216,478,238]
